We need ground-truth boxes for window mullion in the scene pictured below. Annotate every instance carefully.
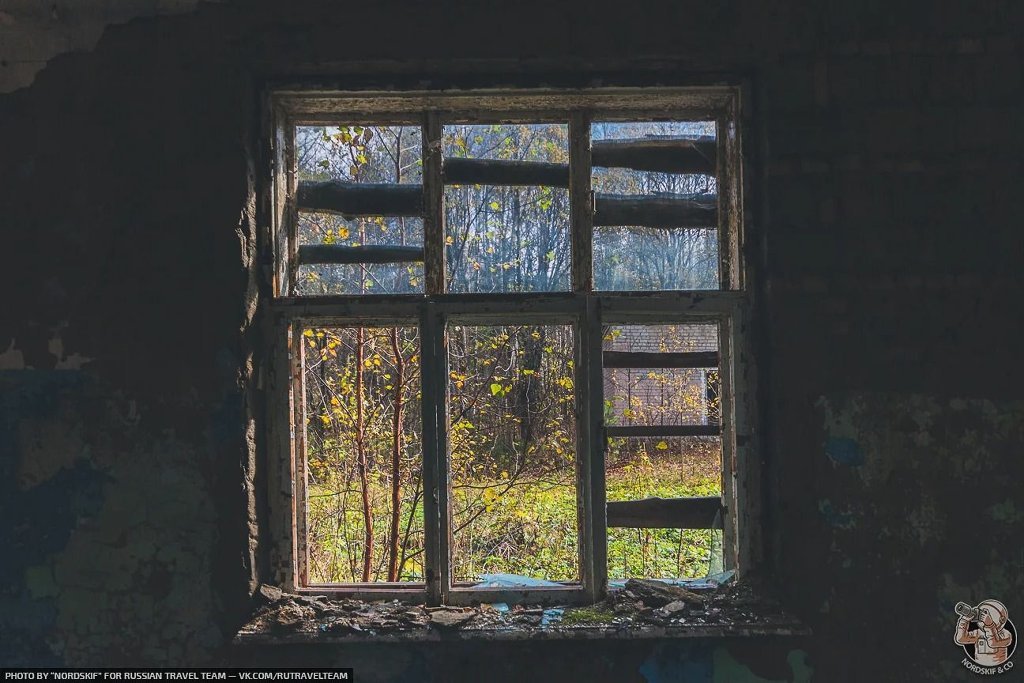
[717,313,738,571]
[583,295,607,600]
[569,112,593,293]
[419,302,447,605]
[423,112,445,295]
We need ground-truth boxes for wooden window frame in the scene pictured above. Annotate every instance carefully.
[264,87,756,606]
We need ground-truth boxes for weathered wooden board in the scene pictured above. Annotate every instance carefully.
[297,181,423,216]
[594,193,717,228]
[603,351,719,368]
[298,244,424,265]
[592,137,716,175]
[443,158,570,187]
[606,496,722,529]
[605,425,721,438]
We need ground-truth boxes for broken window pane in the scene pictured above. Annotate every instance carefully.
[295,262,424,296]
[447,323,579,585]
[443,124,571,293]
[608,528,721,580]
[302,325,424,584]
[592,121,718,291]
[297,125,423,185]
[606,436,721,502]
[299,215,424,249]
[295,125,424,296]
[604,322,723,580]
[594,227,718,291]
[603,324,720,428]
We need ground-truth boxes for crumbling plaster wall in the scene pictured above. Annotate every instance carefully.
[0,1,1021,680]
[0,0,217,93]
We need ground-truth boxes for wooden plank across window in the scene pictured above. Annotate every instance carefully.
[606,425,721,438]
[297,179,716,229]
[297,244,424,265]
[297,181,423,216]
[603,350,718,368]
[443,158,570,187]
[593,193,717,229]
[607,496,722,529]
[592,136,717,175]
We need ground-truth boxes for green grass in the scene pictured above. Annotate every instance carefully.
[307,443,721,584]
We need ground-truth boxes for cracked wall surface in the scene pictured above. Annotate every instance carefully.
[1,0,1022,680]
[0,0,216,93]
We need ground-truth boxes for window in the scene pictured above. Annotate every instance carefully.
[265,88,752,606]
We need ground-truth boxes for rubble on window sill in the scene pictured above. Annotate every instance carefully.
[234,577,807,644]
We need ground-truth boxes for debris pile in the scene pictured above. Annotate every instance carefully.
[240,576,799,639]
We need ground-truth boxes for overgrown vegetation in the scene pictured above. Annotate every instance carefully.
[296,123,723,584]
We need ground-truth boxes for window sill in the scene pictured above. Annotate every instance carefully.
[233,580,808,645]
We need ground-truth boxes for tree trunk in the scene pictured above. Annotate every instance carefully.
[387,328,405,581]
[355,326,373,582]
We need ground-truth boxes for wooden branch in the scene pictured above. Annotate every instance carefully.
[442,158,570,187]
[297,181,423,217]
[297,244,424,265]
[606,425,721,438]
[594,193,717,228]
[592,136,717,175]
[603,351,718,369]
[606,496,722,529]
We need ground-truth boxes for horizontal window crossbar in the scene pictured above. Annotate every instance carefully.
[297,244,425,265]
[602,350,719,368]
[606,425,721,438]
[606,496,722,529]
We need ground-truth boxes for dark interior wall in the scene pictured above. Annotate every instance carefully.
[1,1,1021,680]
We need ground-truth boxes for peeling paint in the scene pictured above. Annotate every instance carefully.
[818,499,857,529]
[988,499,1024,524]
[824,436,864,466]
[0,1,220,93]
[48,335,94,370]
[0,339,27,369]
[712,648,813,683]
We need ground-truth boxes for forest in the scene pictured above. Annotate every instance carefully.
[294,120,722,585]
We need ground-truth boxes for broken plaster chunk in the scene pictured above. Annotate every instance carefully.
[613,599,644,615]
[429,609,476,629]
[255,583,283,604]
[272,604,316,629]
[663,600,688,614]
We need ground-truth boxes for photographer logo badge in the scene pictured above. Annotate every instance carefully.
[954,599,1017,675]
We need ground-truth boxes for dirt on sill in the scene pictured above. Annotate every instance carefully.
[236,578,805,642]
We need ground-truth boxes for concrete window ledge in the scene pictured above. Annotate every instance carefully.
[234,621,808,646]
[233,581,808,645]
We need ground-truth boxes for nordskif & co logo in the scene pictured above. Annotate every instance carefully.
[954,599,1016,675]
